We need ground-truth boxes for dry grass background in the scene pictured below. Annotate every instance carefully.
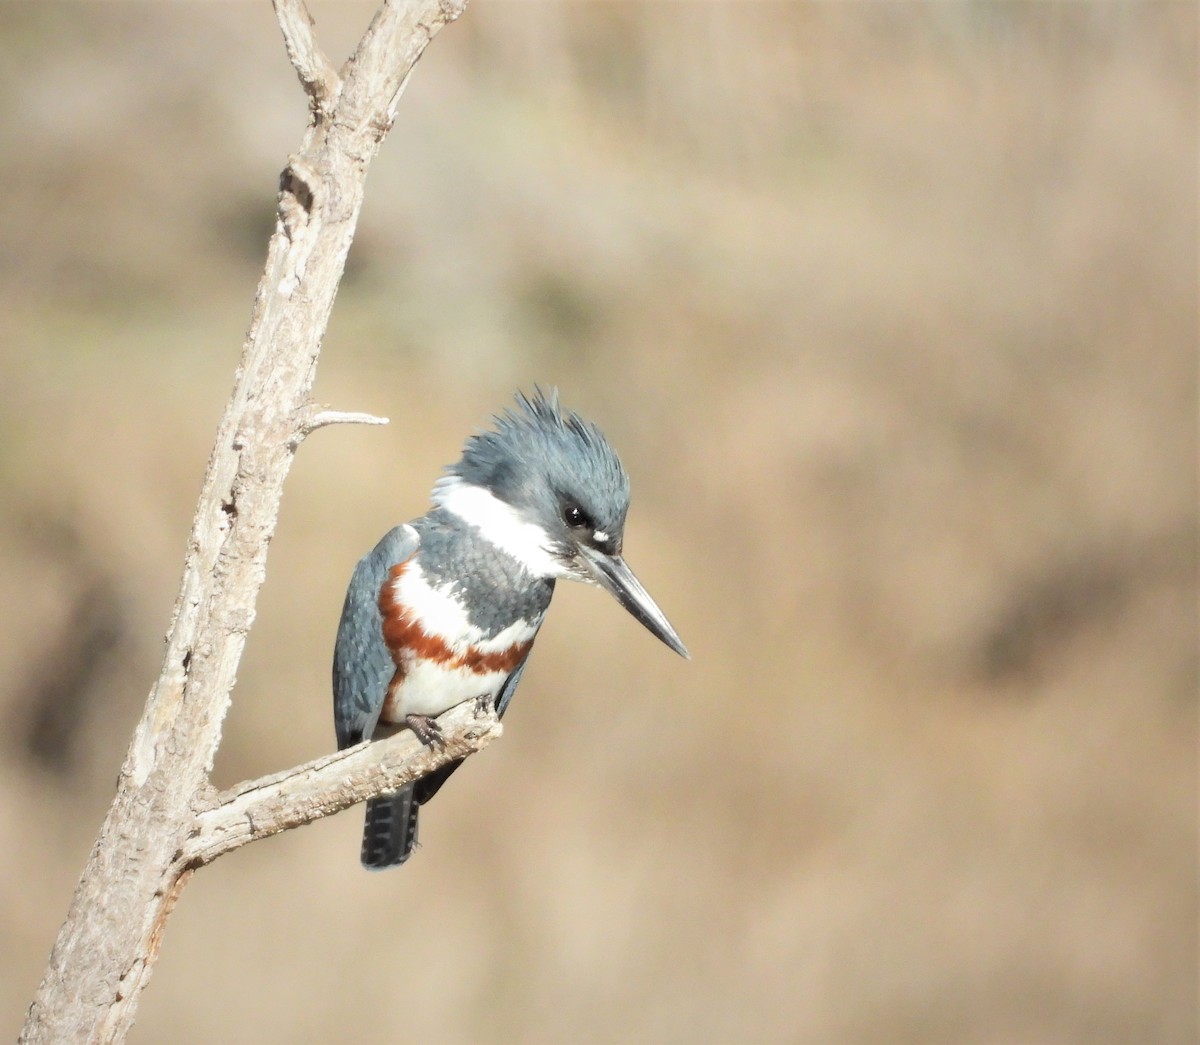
[0,3,1195,1043]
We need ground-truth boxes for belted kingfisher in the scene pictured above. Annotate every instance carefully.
[333,389,688,869]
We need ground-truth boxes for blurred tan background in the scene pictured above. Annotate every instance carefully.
[1,3,1195,1043]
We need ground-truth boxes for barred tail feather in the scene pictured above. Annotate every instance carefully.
[361,786,420,870]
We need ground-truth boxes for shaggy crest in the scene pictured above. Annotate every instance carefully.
[447,388,630,510]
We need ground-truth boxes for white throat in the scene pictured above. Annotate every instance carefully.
[432,476,569,580]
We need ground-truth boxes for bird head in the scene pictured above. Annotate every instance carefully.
[432,388,689,659]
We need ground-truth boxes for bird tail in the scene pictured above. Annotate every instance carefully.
[361,785,420,870]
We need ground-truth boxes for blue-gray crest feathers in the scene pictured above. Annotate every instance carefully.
[447,388,631,539]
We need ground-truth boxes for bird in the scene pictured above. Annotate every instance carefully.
[333,388,689,870]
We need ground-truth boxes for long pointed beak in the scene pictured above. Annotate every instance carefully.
[579,547,690,659]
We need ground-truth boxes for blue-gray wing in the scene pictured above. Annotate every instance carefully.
[332,524,418,750]
[494,654,531,720]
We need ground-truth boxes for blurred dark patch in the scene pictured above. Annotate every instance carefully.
[212,193,278,267]
[517,269,600,350]
[11,512,128,778]
[977,530,1195,683]
[339,225,388,288]
[978,556,1132,683]
[566,6,647,107]
[20,577,125,777]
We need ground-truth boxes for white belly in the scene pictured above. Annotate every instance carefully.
[388,659,509,719]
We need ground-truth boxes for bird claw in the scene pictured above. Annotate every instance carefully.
[472,693,496,719]
[405,713,446,750]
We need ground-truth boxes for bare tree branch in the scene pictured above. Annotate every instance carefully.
[298,406,391,439]
[20,2,469,1041]
[185,704,501,868]
[273,0,340,111]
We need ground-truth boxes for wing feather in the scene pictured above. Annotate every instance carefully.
[332,525,419,749]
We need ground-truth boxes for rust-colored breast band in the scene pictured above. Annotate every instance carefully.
[379,560,533,675]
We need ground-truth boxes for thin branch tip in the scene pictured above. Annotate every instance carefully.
[303,408,390,435]
[274,0,340,109]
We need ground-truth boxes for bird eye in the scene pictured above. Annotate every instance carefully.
[563,502,592,530]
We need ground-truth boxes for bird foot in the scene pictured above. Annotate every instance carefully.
[405,713,445,749]
[472,693,497,719]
